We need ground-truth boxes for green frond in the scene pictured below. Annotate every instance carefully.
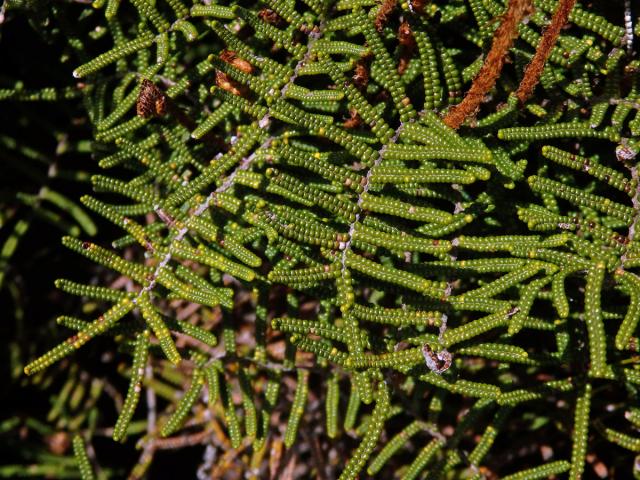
[113,330,149,442]
[73,34,156,78]
[24,298,134,375]
[501,461,571,480]
[11,0,640,476]
[339,382,390,480]
[72,436,96,480]
[569,383,592,479]
[284,369,310,448]
[161,368,205,437]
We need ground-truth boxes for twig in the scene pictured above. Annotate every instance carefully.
[443,0,533,129]
[515,0,577,103]
[151,428,212,449]
[302,428,329,480]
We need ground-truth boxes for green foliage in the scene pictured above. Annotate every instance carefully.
[113,330,150,442]
[2,0,640,477]
[72,436,96,480]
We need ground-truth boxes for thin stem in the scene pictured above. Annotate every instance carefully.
[443,0,532,129]
[515,0,577,103]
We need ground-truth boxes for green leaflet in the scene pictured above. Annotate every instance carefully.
[113,330,149,442]
[284,369,310,448]
[24,298,134,375]
[339,382,390,480]
[569,383,592,480]
[615,271,640,350]
[368,420,428,475]
[501,461,571,480]
[584,264,609,378]
[73,34,156,78]
[401,438,445,480]
[137,293,181,364]
[72,436,96,480]
[326,373,340,439]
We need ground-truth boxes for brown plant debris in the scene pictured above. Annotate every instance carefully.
[409,0,429,15]
[397,20,416,75]
[515,0,577,103]
[343,109,362,129]
[136,79,167,118]
[443,0,533,129]
[375,0,397,32]
[220,50,254,74]
[352,54,372,90]
[258,8,285,28]
[215,71,247,97]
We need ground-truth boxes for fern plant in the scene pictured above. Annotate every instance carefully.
[3,0,640,477]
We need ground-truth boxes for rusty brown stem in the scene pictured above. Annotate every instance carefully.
[443,0,533,129]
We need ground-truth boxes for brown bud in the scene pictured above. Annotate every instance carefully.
[136,79,167,118]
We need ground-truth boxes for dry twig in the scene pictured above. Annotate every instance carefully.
[515,0,577,103]
[443,0,533,129]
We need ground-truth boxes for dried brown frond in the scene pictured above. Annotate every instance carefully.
[409,0,429,14]
[220,50,253,74]
[397,21,416,75]
[352,55,372,90]
[515,0,577,103]
[375,0,397,32]
[398,21,415,47]
[343,109,362,129]
[136,79,167,118]
[443,0,533,129]
[258,8,285,27]
[215,71,247,97]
